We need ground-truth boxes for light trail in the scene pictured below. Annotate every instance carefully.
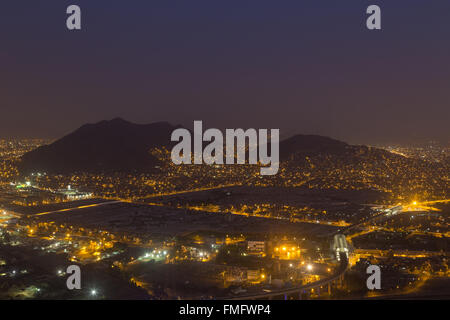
[419,199,450,205]
[400,199,450,212]
[34,201,122,216]
[143,184,240,199]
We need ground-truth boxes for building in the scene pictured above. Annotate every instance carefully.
[247,240,265,253]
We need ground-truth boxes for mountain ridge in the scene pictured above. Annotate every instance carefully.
[19,118,404,174]
[19,118,181,174]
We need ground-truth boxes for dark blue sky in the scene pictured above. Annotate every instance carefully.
[1,1,449,144]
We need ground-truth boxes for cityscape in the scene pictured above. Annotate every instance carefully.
[0,1,449,303]
[0,127,448,300]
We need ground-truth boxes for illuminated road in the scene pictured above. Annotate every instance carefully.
[143,184,240,199]
[354,249,447,258]
[34,200,122,216]
[419,199,450,205]
[401,199,450,212]
[337,205,403,237]
[0,210,21,225]
[341,199,449,238]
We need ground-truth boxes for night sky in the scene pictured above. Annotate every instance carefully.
[1,1,449,144]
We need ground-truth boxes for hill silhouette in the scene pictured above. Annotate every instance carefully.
[279,134,350,160]
[19,118,180,174]
[19,120,409,175]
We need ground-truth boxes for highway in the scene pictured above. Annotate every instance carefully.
[231,205,418,300]
[227,253,348,300]
[354,248,447,258]
[338,205,403,236]
[34,200,122,216]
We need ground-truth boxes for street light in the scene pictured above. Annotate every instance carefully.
[307,264,313,271]
[90,289,97,296]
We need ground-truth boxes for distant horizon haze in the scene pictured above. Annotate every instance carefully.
[1,1,449,145]
[2,117,447,147]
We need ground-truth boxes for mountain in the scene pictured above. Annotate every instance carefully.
[19,119,433,178]
[19,118,180,174]
[279,134,350,160]
[278,133,410,171]
[18,122,448,197]
[272,134,450,197]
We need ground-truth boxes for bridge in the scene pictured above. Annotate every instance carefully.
[354,248,447,259]
[331,234,352,261]
[227,250,349,300]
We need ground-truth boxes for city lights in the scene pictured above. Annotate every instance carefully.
[0,0,448,304]
[0,136,448,300]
